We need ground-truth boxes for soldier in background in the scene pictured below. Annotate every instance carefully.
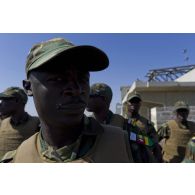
[1,38,133,163]
[86,83,125,129]
[182,137,195,163]
[124,93,162,163]
[158,101,195,163]
[0,87,40,159]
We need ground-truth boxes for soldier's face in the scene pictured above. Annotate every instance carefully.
[176,109,189,121]
[0,98,19,116]
[127,98,141,115]
[86,95,107,112]
[25,64,90,127]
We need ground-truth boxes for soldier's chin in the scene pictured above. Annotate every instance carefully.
[86,107,93,112]
[128,109,135,113]
[181,117,187,121]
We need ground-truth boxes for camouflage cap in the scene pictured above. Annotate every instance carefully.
[0,87,28,104]
[174,101,189,111]
[25,38,109,77]
[127,92,142,102]
[90,83,113,103]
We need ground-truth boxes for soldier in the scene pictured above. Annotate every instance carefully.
[86,83,125,128]
[124,93,162,163]
[1,38,133,163]
[158,101,195,163]
[0,87,40,159]
[182,137,195,163]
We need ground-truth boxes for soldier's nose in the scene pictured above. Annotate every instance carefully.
[62,83,84,97]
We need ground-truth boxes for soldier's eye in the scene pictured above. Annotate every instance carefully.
[47,77,63,82]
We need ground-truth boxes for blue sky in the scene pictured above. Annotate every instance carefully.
[1,33,195,116]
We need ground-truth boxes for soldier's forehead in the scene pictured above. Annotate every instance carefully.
[29,67,90,76]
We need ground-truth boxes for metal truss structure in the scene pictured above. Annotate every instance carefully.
[146,64,195,82]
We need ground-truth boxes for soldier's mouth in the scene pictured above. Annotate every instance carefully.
[56,103,86,110]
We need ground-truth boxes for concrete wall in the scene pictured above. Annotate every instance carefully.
[120,82,195,124]
[151,106,195,130]
[120,86,130,101]
[139,91,195,107]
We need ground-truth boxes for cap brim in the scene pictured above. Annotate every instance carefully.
[28,45,109,74]
[128,95,142,101]
[175,106,189,111]
[0,93,13,99]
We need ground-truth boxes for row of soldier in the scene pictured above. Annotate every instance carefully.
[0,37,194,163]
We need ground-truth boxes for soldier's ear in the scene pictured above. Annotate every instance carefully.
[23,80,33,96]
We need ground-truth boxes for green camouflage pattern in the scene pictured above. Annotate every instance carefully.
[90,83,113,103]
[182,136,195,163]
[127,92,142,102]
[0,87,28,104]
[38,116,90,162]
[124,115,161,162]
[174,101,189,112]
[39,133,82,162]
[25,38,109,77]
[157,123,170,141]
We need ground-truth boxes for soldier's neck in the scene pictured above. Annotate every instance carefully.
[94,109,109,123]
[10,109,27,125]
[40,121,83,148]
[176,118,188,126]
[129,112,139,119]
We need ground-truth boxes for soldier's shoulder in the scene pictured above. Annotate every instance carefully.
[139,115,148,122]
[166,120,176,126]
[158,122,170,130]
[0,150,16,163]
[161,122,169,127]
[0,117,11,125]
[187,120,195,126]
[147,120,155,127]
[102,124,124,134]
[139,116,154,126]
[112,114,125,122]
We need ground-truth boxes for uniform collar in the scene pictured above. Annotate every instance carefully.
[128,114,140,124]
[39,132,82,162]
[38,115,103,162]
[176,120,189,129]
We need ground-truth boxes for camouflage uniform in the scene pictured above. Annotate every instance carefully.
[89,83,125,129]
[0,87,40,159]
[182,136,195,163]
[1,116,133,163]
[124,93,162,163]
[1,38,133,163]
[158,101,195,163]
